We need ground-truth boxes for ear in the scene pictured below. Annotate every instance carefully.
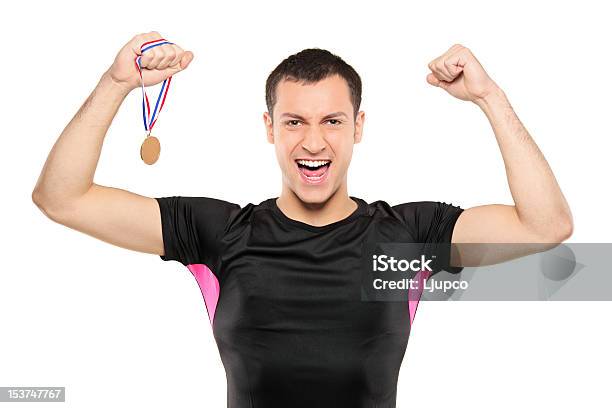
[263,111,274,144]
[353,111,365,144]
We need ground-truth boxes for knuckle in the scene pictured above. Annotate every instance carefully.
[146,53,157,63]
[133,33,147,45]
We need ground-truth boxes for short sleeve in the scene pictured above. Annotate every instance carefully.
[155,196,241,266]
[392,201,465,274]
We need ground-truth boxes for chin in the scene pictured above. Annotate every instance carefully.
[292,184,335,205]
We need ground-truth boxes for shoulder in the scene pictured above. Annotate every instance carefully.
[360,198,458,222]
[390,201,463,223]
[360,198,464,235]
[358,198,416,229]
[223,198,277,231]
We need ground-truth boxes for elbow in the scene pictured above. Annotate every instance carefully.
[554,206,574,242]
[32,188,68,223]
[32,187,54,220]
[525,214,574,253]
[543,214,574,244]
[557,215,574,242]
[32,187,47,213]
[31,188,41,207]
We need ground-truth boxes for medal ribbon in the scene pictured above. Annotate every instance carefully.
[134,38,174,136]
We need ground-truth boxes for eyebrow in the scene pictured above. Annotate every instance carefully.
[280,111,349,121]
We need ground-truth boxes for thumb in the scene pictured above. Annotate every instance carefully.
[179,51,194,70]
[426,73,449,90]
[165,51,194,76]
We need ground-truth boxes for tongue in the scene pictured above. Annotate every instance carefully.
[301,165,328,177]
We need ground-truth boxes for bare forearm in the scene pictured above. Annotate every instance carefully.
[475,87,573,238]
[32,71,130,212]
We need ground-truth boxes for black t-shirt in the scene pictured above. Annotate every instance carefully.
[155,196,464,408]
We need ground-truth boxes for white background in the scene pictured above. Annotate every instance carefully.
[2,1,611,407]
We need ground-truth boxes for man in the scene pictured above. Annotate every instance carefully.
[32,32,572,407]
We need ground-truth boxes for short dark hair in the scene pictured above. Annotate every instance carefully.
[265,48,362,120]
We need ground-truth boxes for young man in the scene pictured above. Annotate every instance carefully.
[32,32,572,407]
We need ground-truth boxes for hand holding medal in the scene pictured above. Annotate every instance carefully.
[136,38,174,165]
[106,32,194,165]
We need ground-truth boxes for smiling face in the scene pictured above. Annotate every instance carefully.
[264,74,365,205]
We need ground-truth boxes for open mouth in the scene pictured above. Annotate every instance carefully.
[295,159,332,184]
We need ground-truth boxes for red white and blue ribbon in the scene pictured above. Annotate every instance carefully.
[134,38,174,135]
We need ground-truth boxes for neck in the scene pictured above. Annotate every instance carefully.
[276,183,357,227]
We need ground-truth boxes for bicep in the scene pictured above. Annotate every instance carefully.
[451,204,557,266]
[452,204,543,243]
[54,183,164,256]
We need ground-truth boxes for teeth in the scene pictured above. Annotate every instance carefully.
[297,159,330,168]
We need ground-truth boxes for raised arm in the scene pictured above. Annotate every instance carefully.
[425,44,573,266]
[31,32,194,256]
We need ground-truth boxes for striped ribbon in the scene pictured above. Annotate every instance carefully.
[134,38,174,135]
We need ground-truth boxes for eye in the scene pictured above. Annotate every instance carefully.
[326,119,342,125]
[286,119,302,127]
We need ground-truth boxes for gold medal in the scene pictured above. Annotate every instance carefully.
[140,135,161,165]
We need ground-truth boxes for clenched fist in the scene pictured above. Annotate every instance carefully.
[106,31,194,93]
[426,44,499,103]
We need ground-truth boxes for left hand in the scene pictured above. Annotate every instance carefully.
[426,44,499,103]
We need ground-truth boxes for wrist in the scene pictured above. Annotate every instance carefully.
[99,70,134,98]
[473,84,507,110]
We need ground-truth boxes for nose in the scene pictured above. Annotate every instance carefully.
[301,126,327,154]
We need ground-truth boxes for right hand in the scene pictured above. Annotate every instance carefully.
[106,31,194,92]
